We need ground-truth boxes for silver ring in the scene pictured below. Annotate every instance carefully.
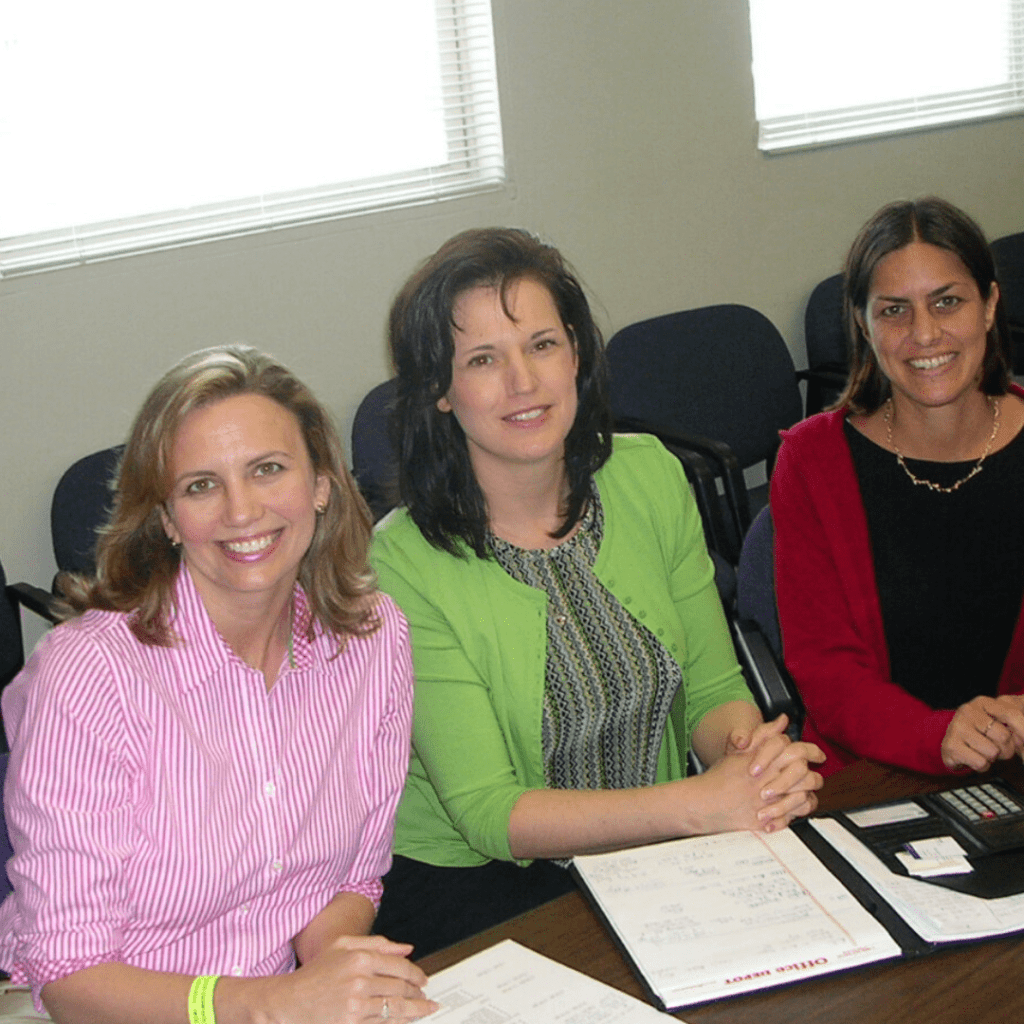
[984,718,996,737]
[381,997,390,1020]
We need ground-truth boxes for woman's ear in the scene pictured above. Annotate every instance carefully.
[985,281,1000,331]
[160,506,181,545]
[436,395,453,413]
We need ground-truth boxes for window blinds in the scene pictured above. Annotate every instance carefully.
[0,0,504,276]
[749,0,1024,153]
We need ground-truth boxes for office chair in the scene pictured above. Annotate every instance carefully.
[800,273,848,415]
[50,445,123,594]
[607,304,803,566]
[732,505,803,739]
[1,556,59,754]
[351,379,401,523]
[992,231,1024,373]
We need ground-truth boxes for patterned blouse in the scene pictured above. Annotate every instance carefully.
[490,490,683,792]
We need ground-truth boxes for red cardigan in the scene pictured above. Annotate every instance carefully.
[771,391,1024,776]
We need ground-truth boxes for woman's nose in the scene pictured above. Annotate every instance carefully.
[911,305,942,346]
[506,352,537,393]
[223,481,260,525]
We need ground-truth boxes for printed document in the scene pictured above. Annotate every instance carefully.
[425,939,677,1022]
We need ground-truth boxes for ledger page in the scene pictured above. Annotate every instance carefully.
[425,939,677,1022]
[573,829,901,1008]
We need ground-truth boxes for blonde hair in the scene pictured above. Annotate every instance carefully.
[63,346,378,647]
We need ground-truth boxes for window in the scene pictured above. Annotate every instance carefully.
[748,0,1024,152]
[0,0,503,276]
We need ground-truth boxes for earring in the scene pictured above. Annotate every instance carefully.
[315,503,327,515]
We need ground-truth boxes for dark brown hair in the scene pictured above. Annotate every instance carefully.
[837,196,1011,414]
[388,227,613,557]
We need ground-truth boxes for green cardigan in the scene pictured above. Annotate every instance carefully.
[371,434,753,866]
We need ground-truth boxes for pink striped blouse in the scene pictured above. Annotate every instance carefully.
[0,567,413,1001]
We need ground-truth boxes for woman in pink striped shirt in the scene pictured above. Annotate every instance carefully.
[0,348,435,1023]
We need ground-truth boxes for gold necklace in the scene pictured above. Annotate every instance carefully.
[884,395,1000,494]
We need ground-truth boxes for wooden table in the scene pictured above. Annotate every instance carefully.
[419,761,1024,1024]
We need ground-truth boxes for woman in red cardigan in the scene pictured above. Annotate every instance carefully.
[772,196,1024,777]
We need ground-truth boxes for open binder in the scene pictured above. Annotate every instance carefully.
[571,779,1024,1012]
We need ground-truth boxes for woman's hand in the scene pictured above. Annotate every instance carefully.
[717,714,825,831]
[689,716,824,834]
[270,934,438,1024]
[942,695,1024,772]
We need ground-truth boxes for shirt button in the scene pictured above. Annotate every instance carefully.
[554,614,567,626]
[239,904,250,915]
[271,859,283,872]
[232,966,243,976]
[638,609,647,619]
[624,596,632,605]
[657,628,665,637]
[264,781,276,797]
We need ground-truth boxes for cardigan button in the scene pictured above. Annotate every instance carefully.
[638,609,647,619]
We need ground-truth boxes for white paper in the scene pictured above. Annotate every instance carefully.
[572,829,901,1008]
[425,939,676,1022]
[812,818,1024,942]
[846,802,929,828]
[904,836,967,860]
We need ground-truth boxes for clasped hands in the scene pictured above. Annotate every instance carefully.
[699,714,824,835]
[942,694,1024,772]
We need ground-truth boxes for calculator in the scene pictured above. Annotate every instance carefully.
[923,782,1024,854]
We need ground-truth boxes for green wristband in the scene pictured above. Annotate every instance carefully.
[187,975,219,1024]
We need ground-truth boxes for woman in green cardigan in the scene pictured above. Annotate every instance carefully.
[371,228,823,955]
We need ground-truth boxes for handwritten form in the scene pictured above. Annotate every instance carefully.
[573,829,901,1009]
[425,939,677,1022]
[813,818,1024,942]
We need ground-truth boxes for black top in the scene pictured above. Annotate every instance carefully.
[845,418,1024,709]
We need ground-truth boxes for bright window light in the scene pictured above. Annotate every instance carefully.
[749,0,1024,151]
[0,0,504,274]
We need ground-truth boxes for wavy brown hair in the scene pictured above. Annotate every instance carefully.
[388,227,613,557]
[62,346,377,648]
[836,196,1011,414]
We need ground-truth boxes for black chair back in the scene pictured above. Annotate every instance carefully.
[351,380,400,522]
[0,560,25,693]
[736,505,781,659]
[51,446,124,584]
[802,273,848,415]
[992,231,1024,373]
[607,304,802,562]
[733,505,803,737]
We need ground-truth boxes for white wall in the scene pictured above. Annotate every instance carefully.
[3,0,1024,647]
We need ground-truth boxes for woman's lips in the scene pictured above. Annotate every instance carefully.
[218,529,283,562]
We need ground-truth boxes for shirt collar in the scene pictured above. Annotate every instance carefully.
[162,566,317,691]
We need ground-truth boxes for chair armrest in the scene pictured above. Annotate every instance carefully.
[8,583,61,625]
[615,417,749,561]
[731,617,803,741]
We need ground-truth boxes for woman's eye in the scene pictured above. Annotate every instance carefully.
[534,337,556,351]
[935,295,962,310]
[185,478,215,496]
[878,304,906,319]
[467,354,492,367]
[254,462,283,477]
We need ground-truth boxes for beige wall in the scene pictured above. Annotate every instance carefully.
[3,0,1023,645]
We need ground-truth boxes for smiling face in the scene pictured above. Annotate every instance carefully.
[858,240,999,414]
[161,393,329,618]
[437,276,579,486]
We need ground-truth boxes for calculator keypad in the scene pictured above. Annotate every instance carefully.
[937,784,1024,823]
